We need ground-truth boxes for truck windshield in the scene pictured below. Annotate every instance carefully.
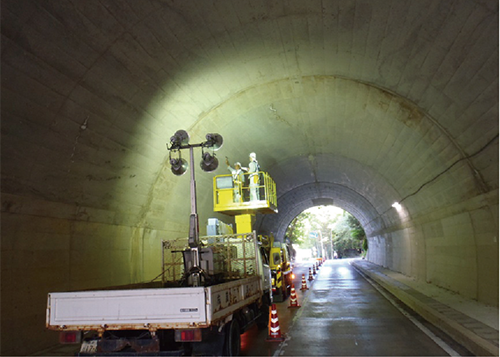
[273,253,281,265]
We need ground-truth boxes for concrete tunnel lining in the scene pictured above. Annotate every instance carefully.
[1,1,498,355]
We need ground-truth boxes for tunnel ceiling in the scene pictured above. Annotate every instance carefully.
[2,0,498,238]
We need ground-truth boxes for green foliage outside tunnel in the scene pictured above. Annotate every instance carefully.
[285,206,367,259]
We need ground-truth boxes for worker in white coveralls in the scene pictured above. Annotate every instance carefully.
[246,152,260,201]
[225,157,245,202]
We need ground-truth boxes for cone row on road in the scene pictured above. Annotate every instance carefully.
[288,284,301,308]
[266,304,285,342]
[300,274,309,290]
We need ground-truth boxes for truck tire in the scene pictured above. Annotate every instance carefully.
[282,283,288,300]
[257,295,271,329]
[286,275,292,296]
[274,287,283,302]
[274,283,288,302]
[223,319,241,356]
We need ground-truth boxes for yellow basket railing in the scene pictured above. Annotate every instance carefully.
[213,171,278,215]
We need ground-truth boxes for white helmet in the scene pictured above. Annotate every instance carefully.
[249,152,256,159]
[234,162,241,167]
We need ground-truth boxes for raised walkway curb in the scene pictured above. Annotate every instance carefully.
[350,259,499,356]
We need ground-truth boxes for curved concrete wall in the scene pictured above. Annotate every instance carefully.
[1,1,497,355]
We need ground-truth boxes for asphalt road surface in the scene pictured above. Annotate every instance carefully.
[241,258,465,356]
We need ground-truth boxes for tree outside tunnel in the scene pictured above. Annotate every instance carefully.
[285,206,367,260]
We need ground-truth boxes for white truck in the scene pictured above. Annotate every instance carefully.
[46,232,272,356]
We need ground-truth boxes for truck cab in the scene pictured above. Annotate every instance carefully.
[266,238,293,302]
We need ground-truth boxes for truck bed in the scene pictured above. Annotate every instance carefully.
[46,276,262,331]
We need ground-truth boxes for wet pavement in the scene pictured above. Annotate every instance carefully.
[351,259,498,356]
[270,259,454,356]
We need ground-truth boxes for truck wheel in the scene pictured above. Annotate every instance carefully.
[274,287,283,302]
[282,283,288,300]
[223,319,240,356]
[257,298,270,329]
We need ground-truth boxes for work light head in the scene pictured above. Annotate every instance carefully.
[205,133,223,151]
[170,130,190,149]
[170,157,188,176]
[200,152,219,172]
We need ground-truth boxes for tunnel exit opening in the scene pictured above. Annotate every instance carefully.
[285,205,367,261]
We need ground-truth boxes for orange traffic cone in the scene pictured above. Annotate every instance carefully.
[266,304,285,342]
[300,274,309,290]
[316,261,320,269]
[288,284,301,308]
[308,268,314,281]
[312,264,316,275]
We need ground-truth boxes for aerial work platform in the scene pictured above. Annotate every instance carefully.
[213,171,278,216]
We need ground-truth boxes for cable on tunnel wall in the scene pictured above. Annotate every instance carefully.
[398,134,498,204]
[367,134,499,228]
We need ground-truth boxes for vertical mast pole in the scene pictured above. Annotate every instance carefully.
[188,145,200,286]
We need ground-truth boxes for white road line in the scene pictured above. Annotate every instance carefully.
[357,267,461,356]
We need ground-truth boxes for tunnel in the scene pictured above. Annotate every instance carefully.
[1,1,498,355]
